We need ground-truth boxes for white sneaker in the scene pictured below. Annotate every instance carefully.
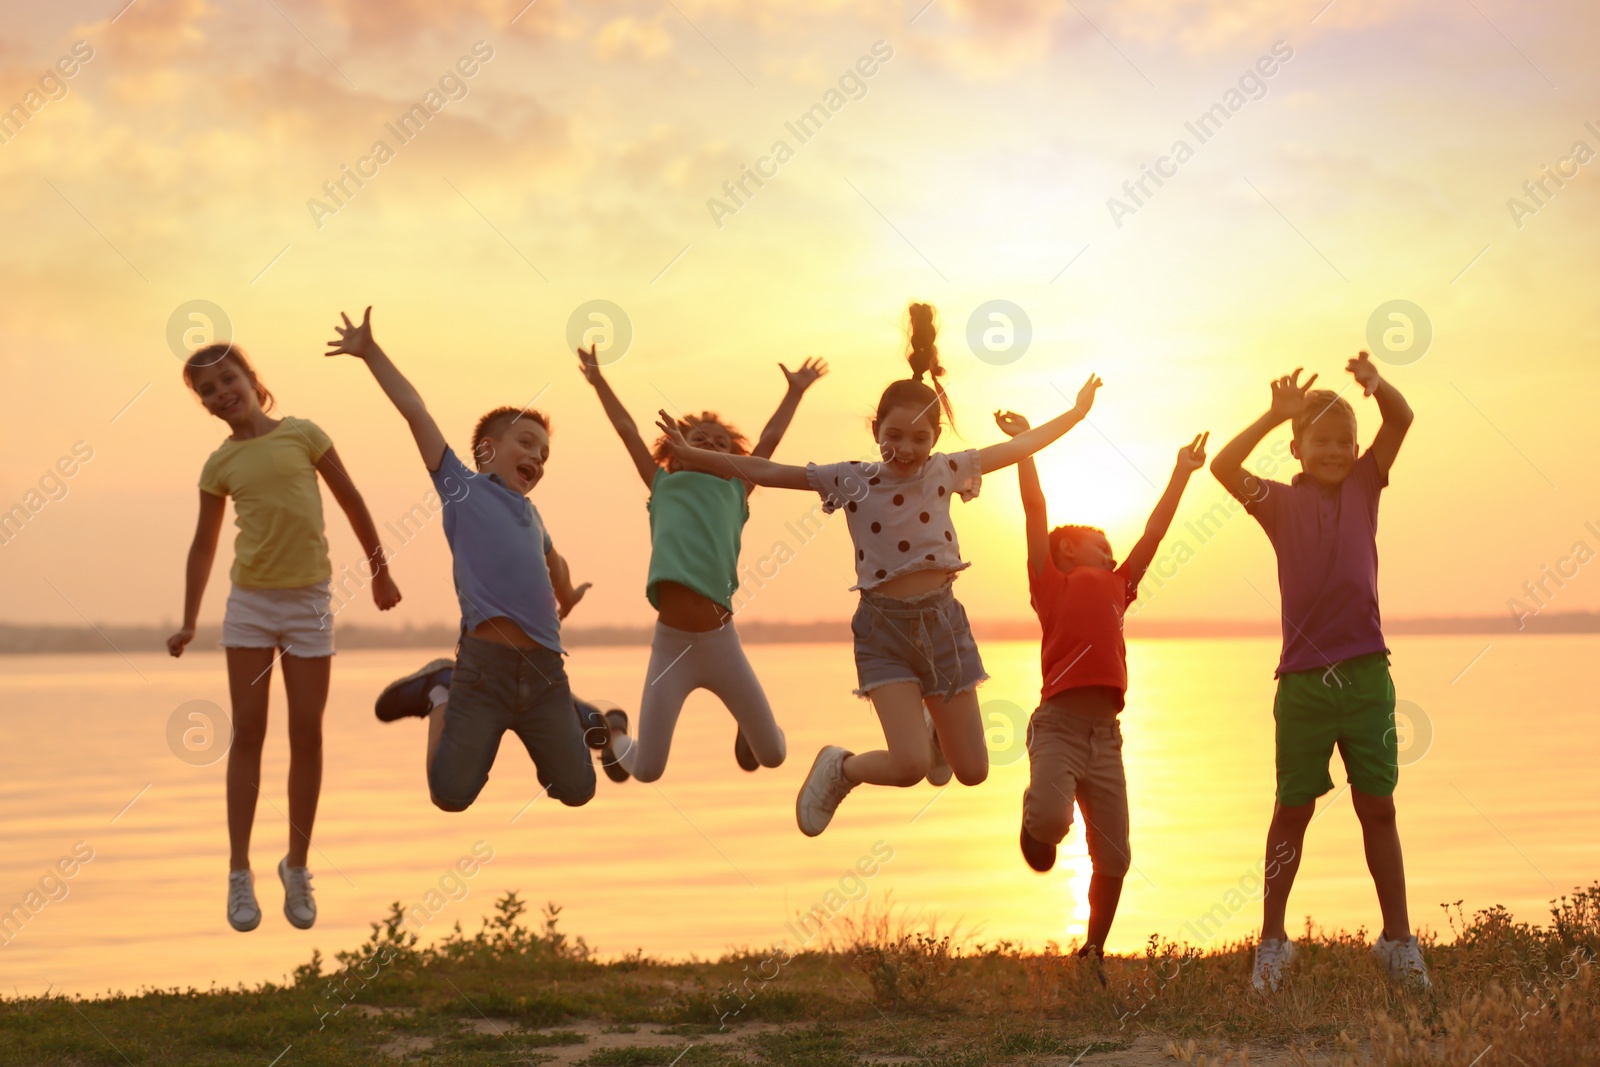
[796,746,855,837]
[278,856,317,929]
[1373,933,1432,989]
[1252,937,1296,992]
[925,710,952,787]
[227,869,261,932]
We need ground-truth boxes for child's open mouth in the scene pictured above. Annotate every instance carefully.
[516,463,537,485]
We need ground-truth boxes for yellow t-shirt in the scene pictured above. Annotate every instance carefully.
[199,417,333,589]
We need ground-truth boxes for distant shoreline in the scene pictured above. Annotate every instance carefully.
[1,612,1595,654]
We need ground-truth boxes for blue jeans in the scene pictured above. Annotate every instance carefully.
[850,582,988,701]
[428,635,597,810]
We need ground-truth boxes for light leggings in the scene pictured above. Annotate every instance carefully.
[616,620,786,782]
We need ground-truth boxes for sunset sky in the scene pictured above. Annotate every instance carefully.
[1,0,1596,635]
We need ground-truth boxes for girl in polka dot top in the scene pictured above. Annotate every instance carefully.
[653,302,1102,837]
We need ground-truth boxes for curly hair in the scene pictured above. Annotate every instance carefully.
[652,411,749,469]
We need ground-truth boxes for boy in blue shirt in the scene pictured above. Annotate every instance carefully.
[327,307,621,810]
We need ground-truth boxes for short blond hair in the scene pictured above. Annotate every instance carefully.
[1293,389,1356,440]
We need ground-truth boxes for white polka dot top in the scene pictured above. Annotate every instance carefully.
[805,449,982,591]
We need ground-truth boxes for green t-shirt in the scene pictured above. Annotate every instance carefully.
[645,467,749,611]
[199,416,333,589]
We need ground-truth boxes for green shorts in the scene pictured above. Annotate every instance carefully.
[1273,652,1397,807]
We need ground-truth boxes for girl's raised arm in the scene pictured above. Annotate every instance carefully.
[326,307,449,472]
[976,374,1101,475]
[167,489,226,657]
[576,344,657,488]
[654,409,812,491]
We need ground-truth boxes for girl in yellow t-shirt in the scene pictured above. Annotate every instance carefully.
[166,343,400,934]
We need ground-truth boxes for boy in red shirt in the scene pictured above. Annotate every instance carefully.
[996,412,1206,979]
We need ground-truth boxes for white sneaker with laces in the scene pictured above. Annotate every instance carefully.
[796,746,855,837]
[925,710,952,787]
[1373,932,1432,989]
[1252,937,1296,992]
[227,869,261,932]
[278,856,317,929]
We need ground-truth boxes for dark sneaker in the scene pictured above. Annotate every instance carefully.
[734,728,758,772]
[599,709,631,783]
[1020,819,1056,872]
[375,658,454,722]
[1077,943,1107,987]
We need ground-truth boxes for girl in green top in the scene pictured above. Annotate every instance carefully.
[167,344,399,934]
[577,344,825,781]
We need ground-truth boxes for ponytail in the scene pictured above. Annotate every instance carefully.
[875,302,954,430]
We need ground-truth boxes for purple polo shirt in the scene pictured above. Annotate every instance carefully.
[1244,450,1389,677]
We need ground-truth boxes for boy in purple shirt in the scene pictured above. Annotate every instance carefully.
[1211,351,1429,992]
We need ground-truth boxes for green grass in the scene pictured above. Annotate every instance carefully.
[3,885,1598,1065]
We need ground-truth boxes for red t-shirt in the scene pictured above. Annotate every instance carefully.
[1029,559,1137,703]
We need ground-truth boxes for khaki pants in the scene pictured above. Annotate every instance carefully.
[1022,691,1131,878]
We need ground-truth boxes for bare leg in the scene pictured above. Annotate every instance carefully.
[841,681,933,787]
[281,653,331,869]
[1084,873,1125,952]
[1261,800,1314,941]
[1352,788,1410,940]
[225,647,276,872]
[923,688,989,786]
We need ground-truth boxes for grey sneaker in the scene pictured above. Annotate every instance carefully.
[1252,937,1296,992]
[1373,933,1432,989]
[796,746,855,837]
[227,869,260,932]
[925,710,952,786]
[278,856,317,929]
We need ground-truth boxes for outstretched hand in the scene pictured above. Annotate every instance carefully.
[780,357,828,392]
[653,409,690,456]
[576,343,604,386]
[1269,368,1319,421]
[1346,350,1382,397]
[325,306,379,359]
[993,410,1031,438]
[558,581,592,620]
[1175,432,1209,473]
[1073,374,1103,416]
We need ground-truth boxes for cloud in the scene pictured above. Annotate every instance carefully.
[591,16,674,61]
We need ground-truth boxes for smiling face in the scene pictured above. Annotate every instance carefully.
[687,420,734,453]
[481,417,551,495]
[187,357,263,426]
[1053,528,1115,573]
[1292,410,1359,487]
[872,403,941,476]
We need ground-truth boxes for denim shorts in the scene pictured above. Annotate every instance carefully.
[850,582,988,701]
[428,635,596,811]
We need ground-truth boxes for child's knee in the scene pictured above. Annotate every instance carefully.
[884,753,930,787]
[756,731,786,769]
[953,763,988,787]
[1027,808,1072,845]
[1352,790,1396,826]
[430,792,471,813]
[553,762,598,806]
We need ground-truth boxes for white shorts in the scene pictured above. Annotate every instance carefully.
[221,580,335,658]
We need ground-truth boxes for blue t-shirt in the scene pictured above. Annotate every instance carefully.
[429,447,563,655]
